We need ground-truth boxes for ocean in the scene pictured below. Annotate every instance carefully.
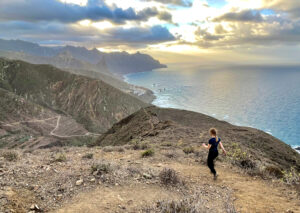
[125,64,300,148]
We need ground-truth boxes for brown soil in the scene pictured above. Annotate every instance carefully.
[1,146,299,213]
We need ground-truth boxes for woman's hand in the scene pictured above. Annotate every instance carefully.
[223,150,227,156]
[202,143,207,148]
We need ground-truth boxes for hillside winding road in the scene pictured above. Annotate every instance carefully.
[3,115,101,138]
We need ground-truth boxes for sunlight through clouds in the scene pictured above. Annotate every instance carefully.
[59,0,88,6]
[1,0,300,63]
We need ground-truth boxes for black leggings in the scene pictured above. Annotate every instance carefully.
[207,150,218,175]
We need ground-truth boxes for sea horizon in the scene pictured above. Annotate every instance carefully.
[125,64,300,150]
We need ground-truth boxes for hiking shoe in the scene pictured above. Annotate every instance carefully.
[214,173,218,180]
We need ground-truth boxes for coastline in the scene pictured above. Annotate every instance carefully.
[123,70,300,154]
[123,71,156,104]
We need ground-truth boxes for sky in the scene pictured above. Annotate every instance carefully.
[0,0,300,64]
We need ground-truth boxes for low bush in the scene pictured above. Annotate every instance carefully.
[91,162,111,175]
[161,142,173,147]
[156,199,201,213]
[282,167,300,185]
[117,147,125,152]
[2,151,18,162]
[227,143,256,170]
[102,146,115,152]
[103,146,125,153]
[53,153,67,162]
[159,168,181,186]
[164,151,177,158]
[82,153,93,159]
[144,193,236,213]
[132,140,149,150]
[141,149,154,158]
[183,146,194,154]
[264,166,284,178]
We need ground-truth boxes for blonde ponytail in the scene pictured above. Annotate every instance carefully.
[209,128,218,142]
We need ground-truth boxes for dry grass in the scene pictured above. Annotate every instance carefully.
[159,168,181,186]
[1,151,18,162]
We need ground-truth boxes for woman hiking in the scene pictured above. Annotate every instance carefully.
[202,128,227,180]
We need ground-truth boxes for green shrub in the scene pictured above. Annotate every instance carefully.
[18,135,30,144]
[82,153,93,159]
[2,151,18,162]
[161,142,173,147]
[131,139,149,150]
[264,166,284,178]
[53,153,67,162]
[183,146,194,154]
[227,143,256,169]
[141,149,154,158]
[91,162,111,175]
[282,167,300,185]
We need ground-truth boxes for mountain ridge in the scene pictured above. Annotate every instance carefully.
[0,38,166,76]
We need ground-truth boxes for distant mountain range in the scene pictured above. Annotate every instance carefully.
[0,38,166,76]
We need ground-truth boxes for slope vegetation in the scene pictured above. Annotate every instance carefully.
[96,106,300,172]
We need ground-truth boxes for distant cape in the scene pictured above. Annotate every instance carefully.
[0,38,166,76]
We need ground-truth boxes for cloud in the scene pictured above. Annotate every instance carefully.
[143,0,192,7]
[195,27,224,41]
[189,18,300,49]
[213,10,264,22]
[0,0,172,24]
[0,21,175,47]
[262,0,300,17]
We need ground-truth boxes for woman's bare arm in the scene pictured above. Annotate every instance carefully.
[202,143,211,150]
[219,142,227,155]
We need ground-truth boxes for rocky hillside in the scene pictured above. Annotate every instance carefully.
[0,58,149,148]
[0,101,299,213]
[96,106,300,173]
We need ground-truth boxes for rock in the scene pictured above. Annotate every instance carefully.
[118,205,126,210]
[76,179,83,186]
[143,173,152,179]
[29,204,42,212]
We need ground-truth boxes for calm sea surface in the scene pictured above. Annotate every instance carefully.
[125,64,300,147]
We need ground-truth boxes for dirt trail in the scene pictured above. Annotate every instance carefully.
[168,162,300,213]
[3,116,101,138]
[55,158,300,213]
[55,183,180,213]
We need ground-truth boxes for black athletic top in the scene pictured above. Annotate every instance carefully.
[209,137,221,152]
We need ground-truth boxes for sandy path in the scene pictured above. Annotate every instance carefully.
[167,162,300,213]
